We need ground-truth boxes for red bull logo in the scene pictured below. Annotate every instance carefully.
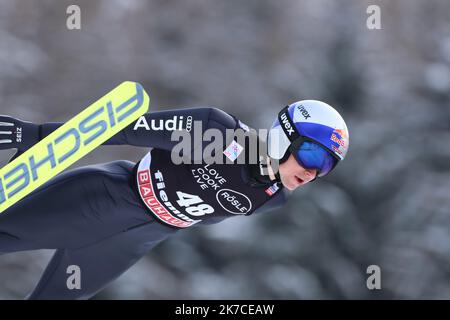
[330,128,348,157]
[334,128,348,141]
[331,129,348,145]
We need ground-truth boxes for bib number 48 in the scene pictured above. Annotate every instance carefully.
[176,191,214,217]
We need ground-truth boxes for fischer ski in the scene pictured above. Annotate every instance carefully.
[0,81,150,214]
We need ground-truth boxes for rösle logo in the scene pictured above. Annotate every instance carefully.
[216,189,252,215]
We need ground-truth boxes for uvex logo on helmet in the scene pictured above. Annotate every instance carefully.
[297,104,311,120]
[280,112,295,136]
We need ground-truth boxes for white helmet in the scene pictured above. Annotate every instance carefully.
[267,100,349,177]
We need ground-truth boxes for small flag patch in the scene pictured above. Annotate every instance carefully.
[265,182,280,196]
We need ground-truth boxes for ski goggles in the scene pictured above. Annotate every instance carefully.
[289,138,338,178]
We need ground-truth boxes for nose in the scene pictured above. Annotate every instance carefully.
[304,169,317,180]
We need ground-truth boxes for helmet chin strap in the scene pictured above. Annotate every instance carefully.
[274,170,281,182]
[264,156,282,183]
[247,155,281,187]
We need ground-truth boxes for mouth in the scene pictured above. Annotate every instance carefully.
[295,175,304,185]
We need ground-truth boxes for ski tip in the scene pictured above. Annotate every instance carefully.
[120,81,147,94]
[119,81,150,111]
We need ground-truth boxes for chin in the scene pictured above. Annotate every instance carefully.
[282,182,297,191]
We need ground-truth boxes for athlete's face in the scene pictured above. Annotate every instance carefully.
[278,154,317,190]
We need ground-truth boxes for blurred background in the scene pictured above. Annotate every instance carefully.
[1,0,450,299]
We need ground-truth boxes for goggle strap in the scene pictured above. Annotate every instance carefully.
[277,106,301,143]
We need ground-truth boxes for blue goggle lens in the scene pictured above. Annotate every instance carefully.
[294,141,337,177]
